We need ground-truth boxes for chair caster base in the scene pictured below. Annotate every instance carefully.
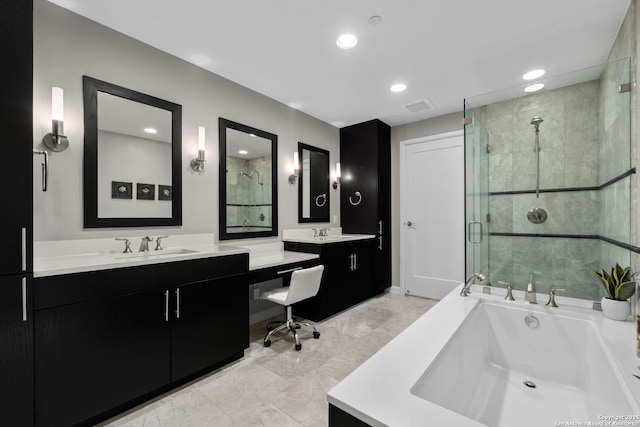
[264,339,271,347]
[295,343,302,351]
[313,331,320,339]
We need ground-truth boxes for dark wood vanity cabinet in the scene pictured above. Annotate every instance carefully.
[0,1,34,426]
[170,274,248,381]
[284,239,374,321]
[340,120,391,293]
[0,275,33,427]
[34,254,249,427]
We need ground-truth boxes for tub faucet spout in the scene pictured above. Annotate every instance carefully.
[460,273,487,297]
[525,272,538,304]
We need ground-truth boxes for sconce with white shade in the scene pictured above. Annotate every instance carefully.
[42,87,69,152]
[191,126,206,171]
[288,151,299,184]
[332,162,341,189]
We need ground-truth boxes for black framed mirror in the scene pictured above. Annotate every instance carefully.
[219,117,278,240]
[83,76,182,228]
[298,142,330,223]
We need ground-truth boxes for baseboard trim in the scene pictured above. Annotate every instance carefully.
[389,286,403,295]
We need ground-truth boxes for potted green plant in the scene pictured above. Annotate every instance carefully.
[595,263,636,321]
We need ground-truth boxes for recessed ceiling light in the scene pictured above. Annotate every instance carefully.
[390,83,407,93]
[522,69,546,80]
[239,150,248,155]
[144,128,157,134]
[336,34,358,49]
[524,83,545,93]
[249,134,257,138]
[369,15,382,25]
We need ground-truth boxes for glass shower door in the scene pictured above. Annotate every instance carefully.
[464,102,490,280]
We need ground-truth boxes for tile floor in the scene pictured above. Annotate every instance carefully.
[100,292,438,427]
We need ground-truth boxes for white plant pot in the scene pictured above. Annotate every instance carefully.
[601,297,631,321]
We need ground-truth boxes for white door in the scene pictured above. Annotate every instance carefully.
[401,131,465,299]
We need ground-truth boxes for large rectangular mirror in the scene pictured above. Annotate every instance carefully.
[219,117,278,240]
[298,142,330,223]
[83,76,182,228]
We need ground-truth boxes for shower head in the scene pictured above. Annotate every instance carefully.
[530,116,543,129]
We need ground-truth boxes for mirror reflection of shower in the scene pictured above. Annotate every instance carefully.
[239,169,264,230]
[530,116,543,199]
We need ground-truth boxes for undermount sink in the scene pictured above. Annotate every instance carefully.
[113,248,199,260]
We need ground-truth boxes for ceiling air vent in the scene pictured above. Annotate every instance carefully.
[405,98,435,113]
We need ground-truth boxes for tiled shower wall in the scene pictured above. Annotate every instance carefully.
[478,61,631,300]
[225,155,273,232]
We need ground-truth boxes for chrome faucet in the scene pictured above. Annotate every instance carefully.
[139,236,153,252]
[525,272,537,304]
[155,236,168,251]
[460,273,487,297]
[319,227,330,238]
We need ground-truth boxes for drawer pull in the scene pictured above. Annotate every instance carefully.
[22,277,27,322]
[21,227,27,272]
[175,288,181,319]
[164,290,169,322]
[277,267,303,275]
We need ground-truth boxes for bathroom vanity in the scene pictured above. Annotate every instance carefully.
[29,235,326,426]
[283,230,377,321]
[33,246,250,427]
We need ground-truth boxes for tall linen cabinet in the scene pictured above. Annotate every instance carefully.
[0,0,34,426]
[339,119,391,292]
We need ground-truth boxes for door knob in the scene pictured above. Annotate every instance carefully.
[405,221,413,227]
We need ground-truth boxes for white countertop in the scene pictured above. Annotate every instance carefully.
[34,236,320,278]
[282,228,375,244]
[34,243,249,277]
[327,285,640,426]
[237,242,319,270]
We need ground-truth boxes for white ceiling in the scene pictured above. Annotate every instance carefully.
[50,0,631,127]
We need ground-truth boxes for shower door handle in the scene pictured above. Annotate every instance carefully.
[467,221,483,244]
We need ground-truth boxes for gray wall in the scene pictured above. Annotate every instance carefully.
[32,0,340,242]
[389,112,463,291]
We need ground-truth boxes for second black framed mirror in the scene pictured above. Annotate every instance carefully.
[298,142,330,223]
[219,117,278,240]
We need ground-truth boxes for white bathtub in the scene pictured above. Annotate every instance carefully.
[411,300,637,426]
[328,286,640,427]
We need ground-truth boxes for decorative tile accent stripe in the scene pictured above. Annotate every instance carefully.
[488,168,636,196]
[489,232,640,254]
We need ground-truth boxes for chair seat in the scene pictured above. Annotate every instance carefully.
[259,287,290,305]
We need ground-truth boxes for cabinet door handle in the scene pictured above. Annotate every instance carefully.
[164,290,169,322]
[378,220,382,235]
[21,227,27,272]
[348,254,353,271]
[21,277,27,322]
[378,236,383,251]
[175,288,181,319]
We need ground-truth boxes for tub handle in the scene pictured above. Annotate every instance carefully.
[546,288,565,308]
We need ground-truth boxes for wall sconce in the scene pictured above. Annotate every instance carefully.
[288,151,299,184]
[332,162,341,189]
[42,87,69,152]
[190,126,206,171]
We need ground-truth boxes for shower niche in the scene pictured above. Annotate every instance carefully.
[464,58,632,301]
